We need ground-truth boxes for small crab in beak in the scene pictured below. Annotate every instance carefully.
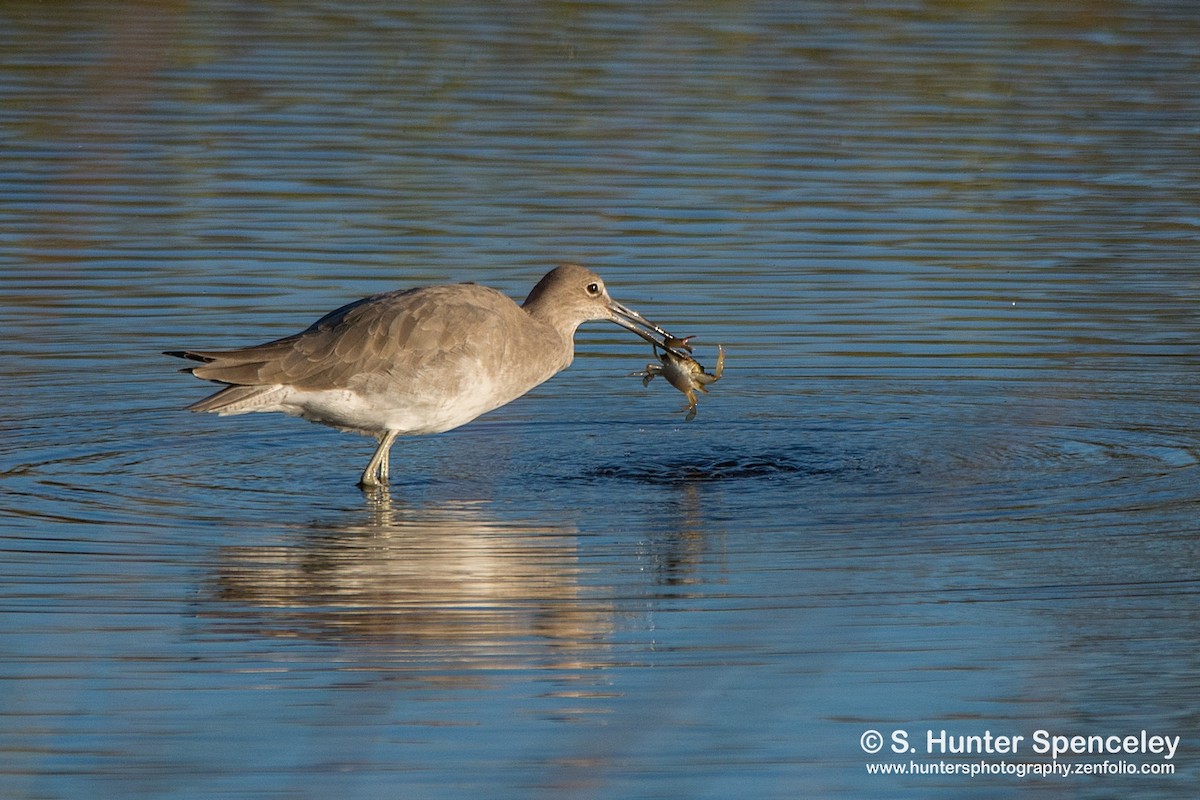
[634,338,725,421]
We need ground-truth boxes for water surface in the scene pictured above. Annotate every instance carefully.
[1,1,1198,798]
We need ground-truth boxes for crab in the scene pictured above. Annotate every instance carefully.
[634,336,724,421]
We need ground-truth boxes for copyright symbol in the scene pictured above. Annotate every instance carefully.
[860,729,884,754]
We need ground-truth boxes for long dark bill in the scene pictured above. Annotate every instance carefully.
[607,300,692,358]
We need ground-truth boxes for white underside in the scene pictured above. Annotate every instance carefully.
[214,378,538,437]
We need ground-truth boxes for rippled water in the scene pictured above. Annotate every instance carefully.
[2,1,1198,798]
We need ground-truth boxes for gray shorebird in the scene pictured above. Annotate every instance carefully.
[165,264,679,488]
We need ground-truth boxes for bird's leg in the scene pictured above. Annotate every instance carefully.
[375,430,397,484]
[359,430,398,488]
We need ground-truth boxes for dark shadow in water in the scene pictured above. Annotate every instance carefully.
[584,445,880,485]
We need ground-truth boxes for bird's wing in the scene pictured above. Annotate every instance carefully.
[172,284,519,390]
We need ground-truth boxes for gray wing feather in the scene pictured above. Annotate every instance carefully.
[169,284,518,392]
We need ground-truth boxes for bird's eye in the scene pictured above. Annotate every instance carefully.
[586,282,601,296]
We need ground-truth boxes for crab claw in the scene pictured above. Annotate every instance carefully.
[662,335,695,354]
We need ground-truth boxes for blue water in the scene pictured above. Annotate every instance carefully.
[1,1,1197,798]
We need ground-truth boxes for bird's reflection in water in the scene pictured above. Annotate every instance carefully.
[210,494,612,671]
